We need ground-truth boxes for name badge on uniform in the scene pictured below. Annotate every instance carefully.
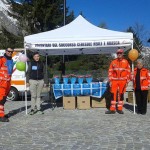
[32,66,37,70]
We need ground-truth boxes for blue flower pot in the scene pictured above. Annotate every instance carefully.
[78,77,84,84]
[70,77,77,84]
[63,77,69,84]
[86,77,93,84]
[54,77,60,84]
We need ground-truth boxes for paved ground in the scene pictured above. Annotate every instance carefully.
[0,100,150,150]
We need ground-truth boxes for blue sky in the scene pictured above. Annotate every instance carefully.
[12,0,150,45]
[67,0,150,45]
[13,0,150,31]
[67,0,150,31]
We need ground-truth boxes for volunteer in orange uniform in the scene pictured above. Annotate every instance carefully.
[106,49,131,114]
[0,48,14,122]
[133,59,150,115]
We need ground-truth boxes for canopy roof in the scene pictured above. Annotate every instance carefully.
[24,15,133,55]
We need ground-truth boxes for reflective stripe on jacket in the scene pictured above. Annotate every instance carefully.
[0,57,13,81]
[133,67,150,90]
[108,58,131,82]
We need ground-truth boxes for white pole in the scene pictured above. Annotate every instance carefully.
[132,62,136,114]
[24,48,28,115]
[62,0,66,75]
[131,41,136,114]
[46,54,48,77]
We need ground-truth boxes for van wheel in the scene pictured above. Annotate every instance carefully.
[6,87,19,101]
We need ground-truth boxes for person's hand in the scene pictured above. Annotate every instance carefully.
[26,83,30,87]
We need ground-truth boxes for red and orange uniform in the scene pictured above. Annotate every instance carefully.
[0,56,13,117]
[133,67,150,90]
[108,58,131,111]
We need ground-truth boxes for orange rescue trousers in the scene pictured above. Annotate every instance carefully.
[110,80,127,111]
[0,80,11,117]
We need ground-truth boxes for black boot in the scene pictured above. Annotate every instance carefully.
[5,114,9,118]
[0,117,9,122]
[105,110,116,114]
[117,110,124,114]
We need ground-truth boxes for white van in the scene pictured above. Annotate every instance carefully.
[0,49,27,101]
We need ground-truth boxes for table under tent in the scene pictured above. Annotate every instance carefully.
[24,15,133,114]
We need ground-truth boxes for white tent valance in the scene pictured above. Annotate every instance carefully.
[24,15,133,55]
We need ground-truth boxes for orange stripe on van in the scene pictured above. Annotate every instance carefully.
[11,80,25,85]
[12,52,18,57]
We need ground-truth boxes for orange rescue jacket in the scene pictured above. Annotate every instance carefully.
[0,56,13,81]
[133,67,150,90]
[108,58,131,82]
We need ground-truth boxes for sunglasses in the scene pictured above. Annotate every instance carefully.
[7,50,13,53]
[117,52,123,55]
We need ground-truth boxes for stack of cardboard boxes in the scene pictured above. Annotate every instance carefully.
[91,97,106,108]
[63,96,76,110]
[63,96,106,110]
[127,91,133,103]
[127,90,150,103]
[77,96,91,109]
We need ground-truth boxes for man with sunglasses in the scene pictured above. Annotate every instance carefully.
[105,49,131,114]
[0,48,14,122]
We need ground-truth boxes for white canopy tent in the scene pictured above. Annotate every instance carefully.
[24,15,135,115]
[24,15,133,55]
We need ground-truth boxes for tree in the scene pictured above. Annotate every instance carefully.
[10,0,74,35]
[126,26,143,51]
[0,27,23,49]
[0,0,74,52]
[98,22,108,29]
[141,47,150,69]
[133,23,150,46]
[126,23,150,48]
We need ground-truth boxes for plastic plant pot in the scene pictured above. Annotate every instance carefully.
[85,75,93,84]
[54,76,60,84]
[77,75,84,84]
[63,75,69,84]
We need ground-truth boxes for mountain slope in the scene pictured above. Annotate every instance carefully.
[0,0,20,35]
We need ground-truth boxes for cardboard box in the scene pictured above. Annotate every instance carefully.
[92,97,106,108]
[128,91,133,103]
[77,96,90,109]
[128,91,150,103]
[63,96,76,110]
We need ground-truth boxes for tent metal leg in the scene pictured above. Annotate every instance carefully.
[25,90,28,115]
[50,84,56,110]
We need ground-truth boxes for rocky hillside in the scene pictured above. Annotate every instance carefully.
[0,0,20,35]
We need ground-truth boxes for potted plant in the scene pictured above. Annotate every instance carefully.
[85,74,93,84]
[69,74,77,84]
[77,75,84,84]
[53,75,60,84]
[62,75,69,84]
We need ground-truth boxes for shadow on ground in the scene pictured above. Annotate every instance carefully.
[124,103,137,113]
[7,105,31,118]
